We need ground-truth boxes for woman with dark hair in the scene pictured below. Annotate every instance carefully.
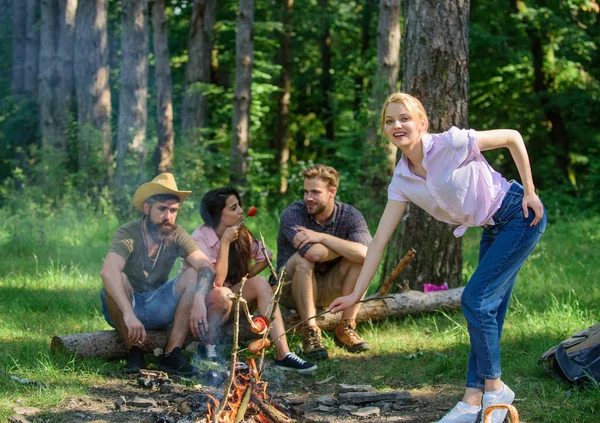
[190,187,317,374]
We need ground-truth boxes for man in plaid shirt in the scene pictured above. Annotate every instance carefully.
[276,164,372,360]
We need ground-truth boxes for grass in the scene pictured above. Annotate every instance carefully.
[0,204,599,422]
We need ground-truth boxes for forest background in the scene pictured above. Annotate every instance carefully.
[0,0,599,421]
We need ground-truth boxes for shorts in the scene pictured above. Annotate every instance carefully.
[100,276,180,330]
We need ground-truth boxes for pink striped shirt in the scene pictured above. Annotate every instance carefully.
[387,127,510,237]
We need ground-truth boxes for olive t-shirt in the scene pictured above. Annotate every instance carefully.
[109,217,199,292]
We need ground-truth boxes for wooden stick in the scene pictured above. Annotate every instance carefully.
[376,248,416,297]
[251,394,296,423]
[213,277,247,423]
[271,296,394,342]
[259,230,278,281]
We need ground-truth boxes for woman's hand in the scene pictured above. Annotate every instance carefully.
[221,226,239,244]
[522,192,544,226]
[329,292,360,314]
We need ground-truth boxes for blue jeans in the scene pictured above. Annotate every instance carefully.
[100,276,181,330]
[461,182,547,389]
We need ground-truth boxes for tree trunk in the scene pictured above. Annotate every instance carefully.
[116,0,148,187]
[365,0,401,173]
[116,0,149,188]
[229,0,254,188]
[274,0,293,194]
[353,0,376,111]
[151,0,174,174]
[514,1,570,184]
[39,0,77,153]
[11,0,26,94]
[181,0,216,143]
[318,0,334,147]
[383,0,470,292]
[51,287,463,359]
[24,0,40,96]
[74,0,112,176]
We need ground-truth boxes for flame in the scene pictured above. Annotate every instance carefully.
[205,359,291,423]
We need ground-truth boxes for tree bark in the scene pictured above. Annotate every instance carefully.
[116,0,149,188]
[74,0,112,175]
[229,0,254,188]
[318,0,334,147]
[24,0,40,95]
[383,0,470,292]
[11,0,27,94]
[39,0,77,152]
[181,0,216,143]
[274,0,293,194]
[365,0,401,174]
[151,0,174,174]
[51,287,463,359]
[353,0,376,111]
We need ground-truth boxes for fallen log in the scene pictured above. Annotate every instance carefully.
[51,287,464,359]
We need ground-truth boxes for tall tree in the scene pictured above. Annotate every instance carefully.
[511,0,571,183]
[229,0,254,187]
[151,0,174,174]
[116,0,148,187]
[24,0,40,95]
[11,0,26,94]
[382,0,470,291]
[74,0,112,175]
[274,0,293,194]
[365,0,401,171]
[319,0,334,146]
[39,0,77,152]
[181,0,216,143]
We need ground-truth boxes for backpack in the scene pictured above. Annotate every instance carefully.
[539,322,600,386]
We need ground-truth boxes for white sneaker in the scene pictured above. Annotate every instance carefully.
[437,401,480,423]
[205,344,218,361]
[481,383,515,423]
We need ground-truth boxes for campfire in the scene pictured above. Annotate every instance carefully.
[206,359,294,423]
[204,231,296,423]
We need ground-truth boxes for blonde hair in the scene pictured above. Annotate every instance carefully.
[380,92,429,133]
[301,164,339,189]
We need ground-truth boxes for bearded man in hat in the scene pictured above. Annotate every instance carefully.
[100,173,215,375]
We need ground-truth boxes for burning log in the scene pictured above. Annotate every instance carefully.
[251,394,295,423]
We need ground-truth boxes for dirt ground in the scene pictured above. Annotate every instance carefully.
[11,369,458,423]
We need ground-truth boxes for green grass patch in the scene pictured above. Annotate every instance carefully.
[1,207,599,422]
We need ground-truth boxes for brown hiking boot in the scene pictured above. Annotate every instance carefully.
[334,320,370,353]
[302,325,328,360]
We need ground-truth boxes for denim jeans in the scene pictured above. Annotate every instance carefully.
[100,276,181,330]
[461,182,547,389]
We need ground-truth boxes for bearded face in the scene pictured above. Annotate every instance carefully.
[145,199,180,243]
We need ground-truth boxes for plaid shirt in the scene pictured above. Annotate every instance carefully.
[274,201,372,281]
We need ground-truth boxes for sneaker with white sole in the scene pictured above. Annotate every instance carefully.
[275,352,317,374]
[437,401,481,423]
[481,383,515,423]
[205,344,218,361]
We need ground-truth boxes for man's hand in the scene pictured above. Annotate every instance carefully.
[293,226,323,250]
[123,312,147,345]
[189,299,208,338]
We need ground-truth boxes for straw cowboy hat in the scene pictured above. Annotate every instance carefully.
[132,173,192,212]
